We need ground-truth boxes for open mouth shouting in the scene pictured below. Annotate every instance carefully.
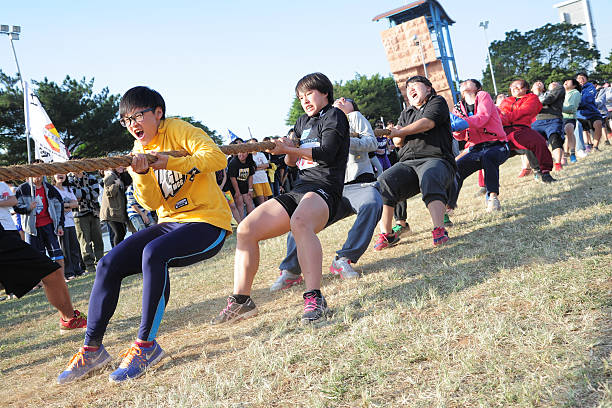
[133,129,145,140]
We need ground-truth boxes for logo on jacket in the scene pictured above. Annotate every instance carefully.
[175,198,188,209]
[155,169,186,199]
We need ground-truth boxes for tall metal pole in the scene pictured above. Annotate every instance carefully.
[413,35,428,79]
[8,32,32,166]
[479,21,498,95]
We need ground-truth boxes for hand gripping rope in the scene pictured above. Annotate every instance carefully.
[0,129,391,182]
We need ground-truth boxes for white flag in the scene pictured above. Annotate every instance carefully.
[24,82,70,163]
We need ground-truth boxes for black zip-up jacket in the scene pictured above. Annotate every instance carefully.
[536,85,565,120]
[293,104,350,197]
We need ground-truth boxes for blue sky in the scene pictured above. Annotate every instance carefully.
[2,0,610,143]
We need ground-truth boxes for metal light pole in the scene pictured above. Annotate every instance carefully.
[479,21,498,95]
[1,25,32,166]
[413,34,428,79]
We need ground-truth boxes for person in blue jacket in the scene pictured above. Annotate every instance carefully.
[576,73,603,152]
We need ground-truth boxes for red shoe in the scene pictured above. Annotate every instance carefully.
[373,232,400,251]
[554,163,563,172]
[432,227,449,246]
[60,310,87,334]
[517,168,532,178]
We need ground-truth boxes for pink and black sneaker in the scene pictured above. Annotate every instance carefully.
[432,227,449,246]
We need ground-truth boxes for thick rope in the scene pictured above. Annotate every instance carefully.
[0,130,392,182]
[0,141,273,182]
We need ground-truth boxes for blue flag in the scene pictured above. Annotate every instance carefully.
[228,129,239,141]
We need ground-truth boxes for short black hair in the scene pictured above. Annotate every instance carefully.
[566,78,582,92]
[295,73,334,105]
[344,98,360,112]
[119,86,166,119]
[512,79,529,91]
[406,75,436,95]
[463,79,482,90]
[576,72,588,80]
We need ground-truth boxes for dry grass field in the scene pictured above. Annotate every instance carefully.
[1,150,611,407]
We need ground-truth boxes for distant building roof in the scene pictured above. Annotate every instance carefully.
[372,0,455,25]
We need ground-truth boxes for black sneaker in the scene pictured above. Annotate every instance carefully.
[301,292,331,325]
[540,172,556,183]
[210,296,258,325]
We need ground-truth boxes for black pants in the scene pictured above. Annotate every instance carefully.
[108,221,126,247]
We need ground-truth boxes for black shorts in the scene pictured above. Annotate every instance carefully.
[273,183,340,224]
[578,117,601,131]
[0,230,60,298]
[562,118,576,128]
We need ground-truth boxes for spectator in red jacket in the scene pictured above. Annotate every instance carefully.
[498,79,556,183]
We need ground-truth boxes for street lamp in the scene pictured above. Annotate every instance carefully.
[413,34,428,79]
[479,21,498,95]
[1,25,31,165]
[1,25,24,90]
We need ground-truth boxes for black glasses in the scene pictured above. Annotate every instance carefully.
[120,108,153,127]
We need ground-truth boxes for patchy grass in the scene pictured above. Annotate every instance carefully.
[1,151,611,408]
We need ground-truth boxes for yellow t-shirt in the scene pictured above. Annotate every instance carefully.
[128,118,232,232]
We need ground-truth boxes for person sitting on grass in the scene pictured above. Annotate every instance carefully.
[270,96,382,290]
[211,72,349,325]
[57,86,231,384]
[498,79,556,183]
[450,79,509,213]
[576,72,604,153]
[562,78,582,161]
[374,75,456,250]
[531,81,566,171]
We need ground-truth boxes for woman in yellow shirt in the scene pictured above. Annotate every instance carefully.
[58,86,231,384]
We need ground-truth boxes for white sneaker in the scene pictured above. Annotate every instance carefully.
[330,256,360,279]
[576,149,588,158]
[486,196,501,212]
[269,270,303,292]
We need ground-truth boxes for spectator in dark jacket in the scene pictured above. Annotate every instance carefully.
[14,174,65,264]
[68,171,104,274]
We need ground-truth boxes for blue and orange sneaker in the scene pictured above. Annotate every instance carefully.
[108,341,165,383]
[57,345,112,384]
[432,227,449,246]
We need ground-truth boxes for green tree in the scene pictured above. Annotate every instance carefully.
[0,71,129,164]
[173,116,223,145]
[0,72,223,166]
[285,73,403,128]
[593,50,612,82]
[0,71,26,165]
[481,23,600,94]
[33,76,128,158]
